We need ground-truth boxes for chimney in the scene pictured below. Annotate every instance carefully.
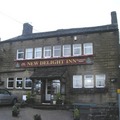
[22,23,33,35]
[111,11,118,25]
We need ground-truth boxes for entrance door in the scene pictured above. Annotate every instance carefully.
[45,80,51,101]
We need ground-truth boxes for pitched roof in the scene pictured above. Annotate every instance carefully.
[0,24,118,43]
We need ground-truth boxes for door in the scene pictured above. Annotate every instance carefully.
[45,80,51,101]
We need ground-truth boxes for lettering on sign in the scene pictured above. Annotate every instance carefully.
[15,57,93,68]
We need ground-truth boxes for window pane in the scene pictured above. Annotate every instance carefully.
[73,44,82,56]
[53,45,61,57]
[7,78,14,88]
[26,48,33,59]
[16,78,23,89]
[52,80,60,94]
[35,47,42,58]
[34,80,41,94]
[63,45,71,57]
[84,75,94,88]
[84,43,93,55]
[44,46,51,58]
[24,78,32,89]
[73,75,82,88]
[17,49,24,60]
[96,75,105,88]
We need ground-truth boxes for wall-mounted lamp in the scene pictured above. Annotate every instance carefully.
[110,78,117,83]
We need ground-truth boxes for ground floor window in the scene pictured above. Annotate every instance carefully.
[52,80,60,94]
[73,75,82,88]
[96,75,105,88]
[7,78,14,89]
[84,75,94,88]
[16,78,23,89]
[34,80,41,94]
[24,78,32,89]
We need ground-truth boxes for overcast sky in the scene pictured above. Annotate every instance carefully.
[0,0,120,41]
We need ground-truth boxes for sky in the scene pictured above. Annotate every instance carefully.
[0,0,120,41]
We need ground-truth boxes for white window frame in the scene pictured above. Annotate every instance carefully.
[17,49,24,60]
[96,75,105,88]
[34,47,42,59]
[73,44,82,56]
[73,75,82,88]
[84,75,94,88]
[24,78,32,89]
[53,45,61,57]
[63,44,71,57]
[7,78,14,89]
[44,46,51,58]
[25,48,33,59]
[83,43,93,55]
[15,78,23,89]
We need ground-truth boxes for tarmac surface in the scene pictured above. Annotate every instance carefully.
[0,106,74,120]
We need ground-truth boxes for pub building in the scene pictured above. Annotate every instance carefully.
[0,11,119,105]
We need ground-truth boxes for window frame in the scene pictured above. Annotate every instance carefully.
[17,49,24,60]
[24,78,32,89]
[73,75,82,88]
[44,46,51,58]
[84,75,94,88]
[63,44,71,57]
[34,47,42,59]
[95,74,106,88]
[7,78,14,89]
[15,78,23,89]
[83,43,93,55]
[25,48,33,59]
[53,45,61,57]
[73,44,82,56]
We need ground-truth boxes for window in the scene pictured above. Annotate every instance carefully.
[24,78,32,89]
[73,75,82,88]
[34,47,42,59]
[25,48,33,59]
[52,80,60,94]
[34,80,41,94]
[7,78,14,89]
[84,75,94,88]
[44,46,51,58]
[96,75,105,88]
[73,44,82,56]
[17,49,24,60]
[16,78,23,89]
[63,45,71,57]
[53,45,61,57]
[83,43,93,55]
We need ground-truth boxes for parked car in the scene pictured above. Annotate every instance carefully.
[0,88,17,105]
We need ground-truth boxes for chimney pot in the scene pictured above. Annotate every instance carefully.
[111,11,118,25]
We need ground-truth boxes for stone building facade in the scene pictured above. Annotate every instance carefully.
[0,11,119,104]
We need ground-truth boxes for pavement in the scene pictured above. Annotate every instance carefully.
[0,106,73,120]
[0,105,88,120]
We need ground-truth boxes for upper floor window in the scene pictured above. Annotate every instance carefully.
[83,43,93,55]
[17,49,24,60]
[7,78,14,89]
[25,48,33,59]
[34,47,42,59]
[73,75,82,88]
[44,46,51,58]
[84,75,94,88]
[63,45,71,57]
[16,78,23,89]
[24,78,32,89]
[73,44,82,56]
[96,75,105,88]
[53,45,61,57]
